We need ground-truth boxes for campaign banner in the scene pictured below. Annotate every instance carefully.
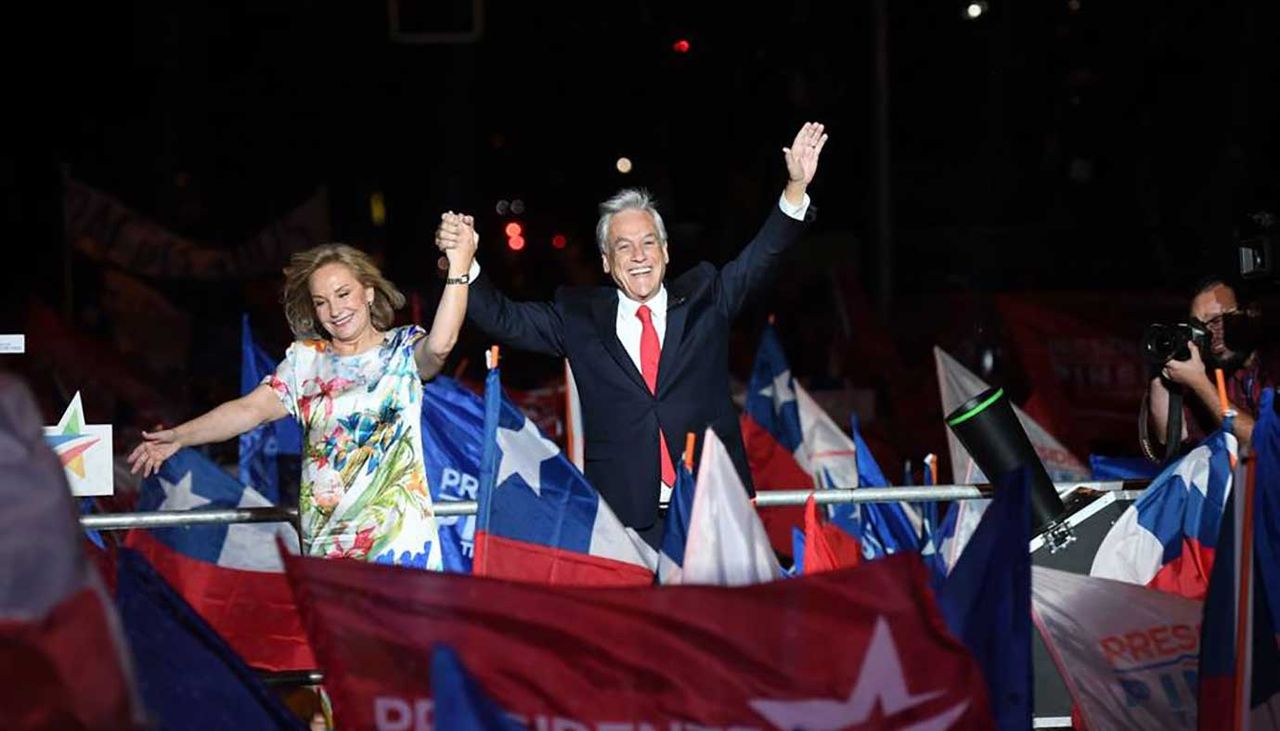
[285,552,994,730]
[1032,566,1202,729]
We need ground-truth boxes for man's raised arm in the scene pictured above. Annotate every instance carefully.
[718,122,828,318]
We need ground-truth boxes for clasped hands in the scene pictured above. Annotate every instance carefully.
[435,212,478,275]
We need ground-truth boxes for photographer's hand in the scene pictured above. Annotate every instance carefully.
[1162,341,1212,390]
[1163,340,1256,445]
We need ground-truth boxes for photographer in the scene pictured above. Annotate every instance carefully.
[1141,277,1275,460]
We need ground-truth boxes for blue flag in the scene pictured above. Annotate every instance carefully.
[420,376,489,573]
[80,497,106,549]
[1198,389,1280,725]
[923,502,958,589]
[238,314,302,504]
[825,417,921,559]
[657,460,696,583]
[851,414,891,486]
[431,644,527,731]
[937,467,1033,731]
[855,417,920,554]
[1089,453,1162,481]
[1254,390,1280,706]
[789,526,807,576]
[115,548,307,731]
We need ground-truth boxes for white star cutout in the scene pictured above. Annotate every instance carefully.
[496,417,560,497]
[156,472,210,511]
[758,369,797,414]
[749,617,970,730]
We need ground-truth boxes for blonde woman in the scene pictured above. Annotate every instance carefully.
[128,213,478,569]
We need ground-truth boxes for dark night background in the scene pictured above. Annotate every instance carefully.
[4,0,1280,470]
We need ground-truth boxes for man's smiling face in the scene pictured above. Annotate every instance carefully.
[601,209,669,303]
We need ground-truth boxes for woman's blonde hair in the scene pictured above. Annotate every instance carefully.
[281,243,405,339]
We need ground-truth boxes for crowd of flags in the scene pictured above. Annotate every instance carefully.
[7,319,1280,730]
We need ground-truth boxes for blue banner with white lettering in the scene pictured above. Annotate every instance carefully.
[421,377,486,573]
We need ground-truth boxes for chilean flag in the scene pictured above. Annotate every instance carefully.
[740,325,809,555]
[473,363,656,585]
[745,323,920,561]
[1090,426,1236,600]
[123,448,315,670]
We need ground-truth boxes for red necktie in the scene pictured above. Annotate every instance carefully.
[637,305,675,486]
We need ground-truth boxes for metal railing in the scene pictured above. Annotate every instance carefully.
[81,500,476,532]
[79,480,1146,531]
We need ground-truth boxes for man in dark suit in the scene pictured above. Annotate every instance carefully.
[437,122,827,547]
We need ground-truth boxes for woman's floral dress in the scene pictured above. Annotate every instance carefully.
[265,325,443,570]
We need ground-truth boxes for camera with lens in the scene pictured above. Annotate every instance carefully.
[1141,322,1210,366]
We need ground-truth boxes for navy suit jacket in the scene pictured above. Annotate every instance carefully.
[466,204,813,529]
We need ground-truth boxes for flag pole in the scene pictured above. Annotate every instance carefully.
[1232,450,1257,730]
[1215,368,1230,417]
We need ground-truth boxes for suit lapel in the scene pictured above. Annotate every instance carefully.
[591,292,650,394]
[656,289,689,396]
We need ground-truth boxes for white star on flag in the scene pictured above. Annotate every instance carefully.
[749,616,969,730]
[496,416,560,497]
[758,369,797,415]
[219,481,300,572]
[156,472,210,512]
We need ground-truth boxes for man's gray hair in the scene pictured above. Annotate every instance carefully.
[596,188,668,254]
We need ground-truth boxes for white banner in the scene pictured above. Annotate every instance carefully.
[1032,566,1202,730]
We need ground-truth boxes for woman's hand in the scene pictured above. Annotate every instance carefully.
[127,428,182,478]
[436,211,478,275]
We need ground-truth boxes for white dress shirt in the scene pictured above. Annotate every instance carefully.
[615,285,668,375]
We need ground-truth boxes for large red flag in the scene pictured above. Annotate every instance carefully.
[285,551,992,730]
